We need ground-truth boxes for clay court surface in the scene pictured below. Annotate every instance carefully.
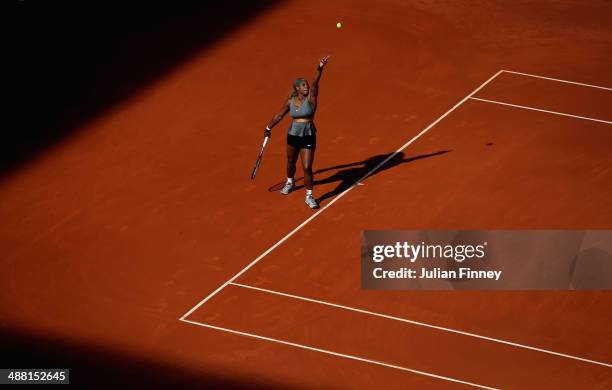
[3,1,612,388]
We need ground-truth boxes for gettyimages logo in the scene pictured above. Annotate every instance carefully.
[361,230,612,290]
[372,241,487,263]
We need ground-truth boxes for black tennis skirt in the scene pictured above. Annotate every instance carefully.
[287,133,317,150]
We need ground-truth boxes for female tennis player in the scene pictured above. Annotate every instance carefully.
[263,55,330,209]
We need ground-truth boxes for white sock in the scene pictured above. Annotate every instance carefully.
[287,178,294,184]
[306,189,313,196]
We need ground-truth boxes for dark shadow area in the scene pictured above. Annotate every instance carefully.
[1,326,293,389]
[6,1,281,179]
[268,150,452,204]
[314,150,451,203]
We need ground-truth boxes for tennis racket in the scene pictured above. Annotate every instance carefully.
[250,135,270,180]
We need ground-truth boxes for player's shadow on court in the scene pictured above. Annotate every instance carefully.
[269,150,451,204]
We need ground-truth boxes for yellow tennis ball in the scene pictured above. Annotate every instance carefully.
[336,22,342,29]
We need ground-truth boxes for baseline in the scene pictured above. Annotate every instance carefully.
[180,70,505,320]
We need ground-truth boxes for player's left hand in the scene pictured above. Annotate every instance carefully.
[319,55,331,68]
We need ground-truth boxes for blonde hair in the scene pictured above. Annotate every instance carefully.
[289,77,307,98]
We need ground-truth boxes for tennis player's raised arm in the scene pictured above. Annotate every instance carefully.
[264,100,290,136]
[311,55,330,97]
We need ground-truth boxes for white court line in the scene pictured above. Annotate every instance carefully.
[180,70,505,321]
[502,70,612,91]
[469,97,612,125]
[230,282,612,369]
[180,318,499,390]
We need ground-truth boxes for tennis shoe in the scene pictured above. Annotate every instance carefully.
[280,182,294,195]
[305,194,319,209]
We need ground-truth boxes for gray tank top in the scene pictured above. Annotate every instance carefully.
[289,96,314,118]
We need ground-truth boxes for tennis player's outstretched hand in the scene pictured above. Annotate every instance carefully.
[319,55,331,68]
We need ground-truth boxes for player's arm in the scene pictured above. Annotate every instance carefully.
[264,100,290,137]
[311,55,330,98]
